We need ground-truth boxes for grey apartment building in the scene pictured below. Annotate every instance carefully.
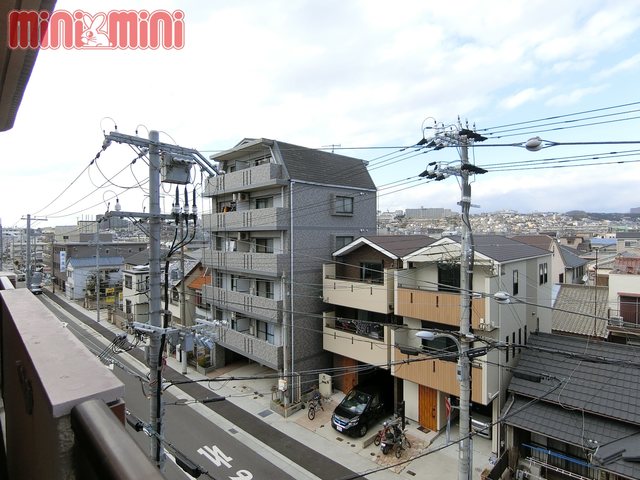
[202,138,376,397]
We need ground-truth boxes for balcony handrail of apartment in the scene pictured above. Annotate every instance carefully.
[325,315,386,341]
[324,273,386,285]
[71,399,163,479]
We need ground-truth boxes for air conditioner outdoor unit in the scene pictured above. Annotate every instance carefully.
[237,232,249,241]
[230,312,237,320]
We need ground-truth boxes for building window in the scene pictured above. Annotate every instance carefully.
[437,262,460,293]
[195,289,203,306]
[335,235,354,250]
[256,280,274,299]
[125,300,132,314]
[255,238,274,254]
[333,195,354,215]
[255,197,273,209]
[513,270,519,296]
[257,320,275,344]
[172,288,179,303]
[136,276,148,292]
[505,336,509,362]
[214,272,223,288]
[124,274,132,289]
[539,263,548,285]
[360,262,384,284]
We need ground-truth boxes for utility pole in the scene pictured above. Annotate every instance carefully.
[21,214,47,289]
[458,133,473,480]
[95,218,100,322]
[102,129,218,471]
[0,217,3,271]
[418,121,486,480]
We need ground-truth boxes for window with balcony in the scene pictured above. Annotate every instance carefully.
[195,289,203,306]
[437,262,460,293]
[255,238,274,254]
[360,262,383,284]
[125,300,132,314]
[136,276,148,293]
[256,280,274,299]
[333,195,354,215]
[255,197,273,209]
[257,320,275,344]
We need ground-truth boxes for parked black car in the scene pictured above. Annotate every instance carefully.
[331,384,385,437]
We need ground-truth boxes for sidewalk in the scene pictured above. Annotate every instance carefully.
[44,287,495,479]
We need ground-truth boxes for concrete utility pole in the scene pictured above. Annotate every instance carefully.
[102,128,218,471]
[95,219,100,322]
[22,214,47,289]
[458,134,473,480]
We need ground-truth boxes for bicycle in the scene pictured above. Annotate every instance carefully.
[393,430,412,458]
[307,391,323,420]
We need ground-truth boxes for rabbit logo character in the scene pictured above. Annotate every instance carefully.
[80,13,111,47]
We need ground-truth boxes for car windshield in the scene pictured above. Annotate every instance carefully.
[341,390,371,414]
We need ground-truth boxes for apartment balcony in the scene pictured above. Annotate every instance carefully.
[323,264,393,314]
[204,163,286,196]
[0,281,161,479]
[203,250,287,276]
[203,285,282,322]
[215,325,283,370]
[203,207,290,232]
[391,347,484,404]
[323,312,390,368]
[395,286,485,329]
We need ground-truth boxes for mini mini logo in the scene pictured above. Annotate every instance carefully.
[8,9,185,50]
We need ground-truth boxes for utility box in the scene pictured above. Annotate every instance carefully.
[161,152,194,184]
[319,373,332,398]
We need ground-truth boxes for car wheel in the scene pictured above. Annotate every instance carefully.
[358,424,368,438]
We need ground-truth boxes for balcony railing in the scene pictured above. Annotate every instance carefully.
[203,285,282,322]
[395,286,485,329]
[215,325,283,370]
[0,281,160,479]
[323,264,394,314]
[203,206,290,231]
[323,312,390,367]
[203,250,287,276]
[204,163,285,196]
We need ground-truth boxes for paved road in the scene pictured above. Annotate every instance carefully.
[40,291,359,480]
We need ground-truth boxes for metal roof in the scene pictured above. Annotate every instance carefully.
[68,257,124,268]
[558,244,588,269]
[552,284,609,338]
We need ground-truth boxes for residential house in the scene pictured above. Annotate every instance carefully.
[512,235,587,285]
[65,256,123,302]
[322,235,436,393]
[616,231,640,253]
[501,332,640,480]
[552,284,609,339]
[392,235,553,454]
[202,138,376,397]
[608,254,640,333]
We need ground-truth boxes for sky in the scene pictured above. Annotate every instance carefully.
[2,0,640,229]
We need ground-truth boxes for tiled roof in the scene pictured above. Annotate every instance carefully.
[508,332,640,425]
[275,140,376,190]
[558,244,587,268]
[552,284,608,338]
[617,232,640,239]
[188,275,211,290]
[503,397,640,479]
[510,234,553,251]
[448,235,550,262]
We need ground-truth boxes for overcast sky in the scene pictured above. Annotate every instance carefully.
[2,0,640,228]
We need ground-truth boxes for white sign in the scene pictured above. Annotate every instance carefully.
[59,251,67,272]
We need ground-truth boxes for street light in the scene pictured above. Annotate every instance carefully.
[416,330,473,480]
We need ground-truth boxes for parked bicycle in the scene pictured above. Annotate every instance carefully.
[374,418,399,447]
[393,429,412,458]
[307,390,323,420]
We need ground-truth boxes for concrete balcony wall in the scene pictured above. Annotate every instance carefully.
[203,207,290,232]
[323,312,390,368]
[323,264,394,314]
[203,285,282,322]
[216,326,283,370]
[203,250,287,276]
[0,289,125,480]
[395,287,485,329]
[204,163,285,196]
